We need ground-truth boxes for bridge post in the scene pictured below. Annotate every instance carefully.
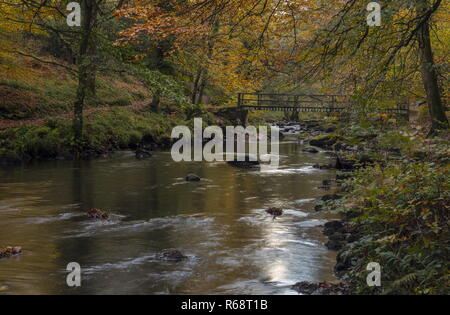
[239,109,248,126]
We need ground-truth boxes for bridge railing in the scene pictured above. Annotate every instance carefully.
[236,93,415,116]
[237,93,349,109]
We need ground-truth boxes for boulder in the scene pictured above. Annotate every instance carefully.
[0,246,22,259]
[314,204,323,212]
[320,194,342,202]
[309,135,338,149]
[185,174,201,182]
[342,210,362,220]
[325,240,345,251]
[324,220,344,230]
[345,233,359,243]
[227,160,260,168]
[328,233,346,241]
[160,250,188,262]
[292,281,350,295]
[335,157,356,170]
[86,208,109,220]
[302,147,319,154]
[135,149,152,159]
[323,220,345,236]
[266,207,283,217]
[322,179,332,186]
[313,163,334,170]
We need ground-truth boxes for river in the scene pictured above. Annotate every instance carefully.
[0,139,338,294]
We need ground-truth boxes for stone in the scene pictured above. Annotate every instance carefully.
[320,194,342,201]
[328,233,346,241]
[86,208,109,220]
[325,240,345,251]
[135,149,152,159]
[292,281,350,295]
[0,246,22,259]
[160,250,188,262]
[314,204,323,212]
[323,220,346,236]
[309,135,338,149]
[302,147,319,153]
[227,160,260,168]
[266,207,283,217]
[185,174,201,182]
[322,179,332,186]
[324,220,344,230]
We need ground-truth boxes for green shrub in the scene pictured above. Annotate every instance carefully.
[331,160,450,294]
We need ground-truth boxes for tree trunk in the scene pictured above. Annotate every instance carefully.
[192,19,219,105]
[150,90,161,112]
[86,37,97,97]
[417,19,449,132]
[192,69,202,104]
[73,0,97,151]
[197,73,207,105]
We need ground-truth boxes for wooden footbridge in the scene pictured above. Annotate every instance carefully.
[237,93,409,114]
[234,93,410,125]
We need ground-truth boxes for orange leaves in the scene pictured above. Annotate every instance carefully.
[114,1,209,50]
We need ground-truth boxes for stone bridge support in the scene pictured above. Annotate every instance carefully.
[239,109,248,126]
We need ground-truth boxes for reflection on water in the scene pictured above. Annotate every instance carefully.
[0,141,338,294]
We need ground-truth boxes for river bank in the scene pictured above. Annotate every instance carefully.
[0,107,220,166]
[289,118,449,295]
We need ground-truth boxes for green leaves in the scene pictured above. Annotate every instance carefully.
[145,70,189,107]
[328,136,449,294]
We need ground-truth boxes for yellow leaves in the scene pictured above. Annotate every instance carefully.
[115,1,209,49]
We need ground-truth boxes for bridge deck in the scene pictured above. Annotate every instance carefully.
[236,93,410,115]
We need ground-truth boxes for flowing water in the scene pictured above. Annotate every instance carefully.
[0,140,338,294]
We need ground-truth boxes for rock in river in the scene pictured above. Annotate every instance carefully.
[227,160,260,168]
[0,246,22,259]
[309,135,338,149]
[135,149,152,159]
[186,174,201,182]
[302,147,319,154]
[320,194,342,201]
[266,207,283,220]
[86,208,109,220]
[160,250,188,262]
[323,220,345,236]
[325,240,345,251]
[292,281,350,295]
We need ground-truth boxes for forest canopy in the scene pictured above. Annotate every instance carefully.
[0,0,448,140]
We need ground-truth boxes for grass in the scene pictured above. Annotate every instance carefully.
[0,107,190,163]
[0,52,150,119]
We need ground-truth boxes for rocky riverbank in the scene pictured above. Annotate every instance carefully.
[288,117,449,295]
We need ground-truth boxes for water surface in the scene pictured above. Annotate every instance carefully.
[0,141,337,294]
